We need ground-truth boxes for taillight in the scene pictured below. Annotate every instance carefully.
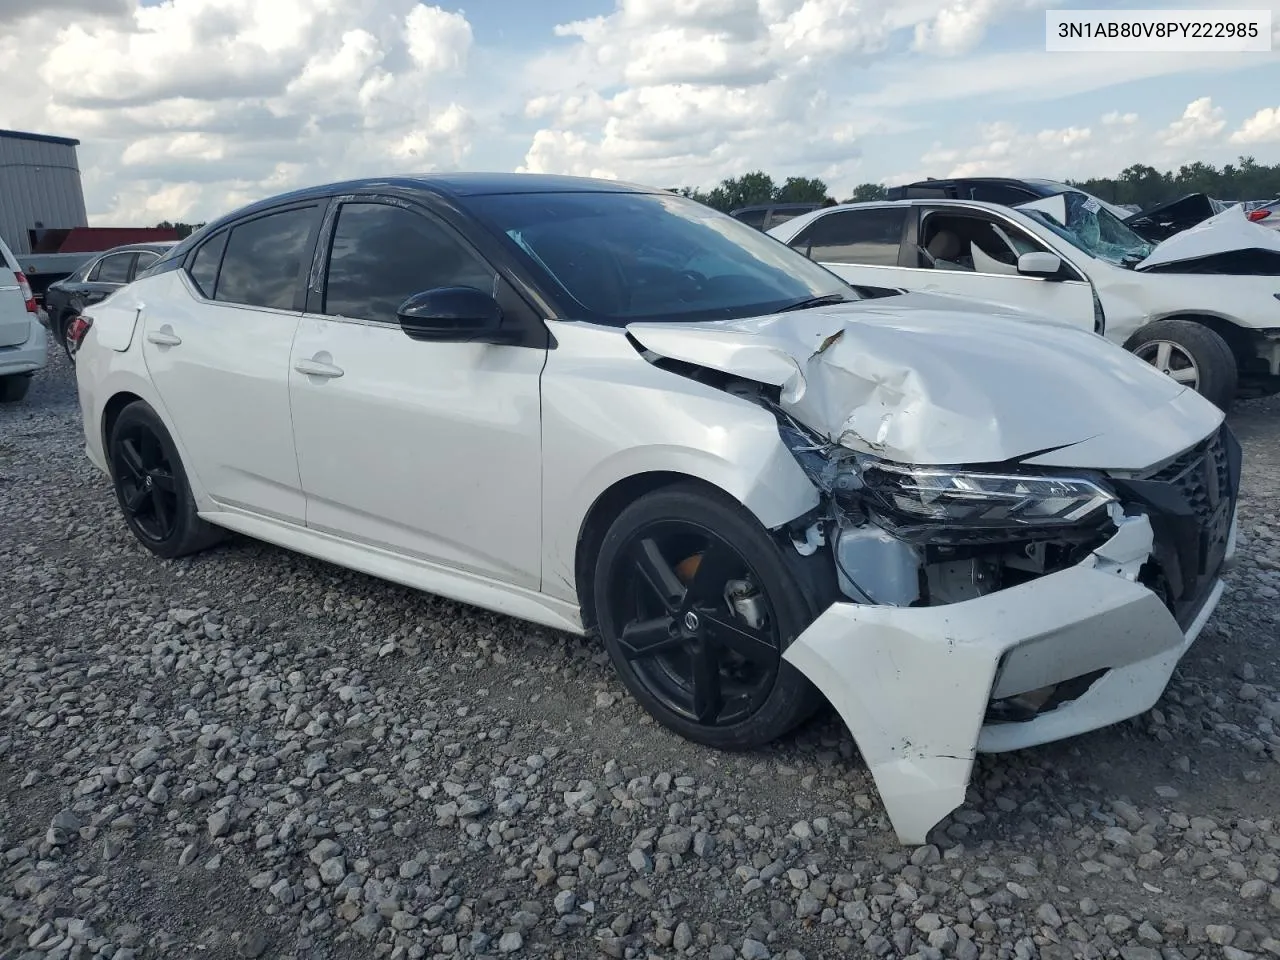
[1249,209,1272,222]
[14,272,36,313]
[66,314,94,354]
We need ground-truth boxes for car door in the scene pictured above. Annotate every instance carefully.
[289,198,546,588]
[140,203,323,523]
[82,251,136,306]
[902,207,1096,330]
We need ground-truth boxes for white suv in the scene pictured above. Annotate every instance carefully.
[770,195,1280,410]
[0,235,47,402]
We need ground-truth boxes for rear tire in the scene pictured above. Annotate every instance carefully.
[591,483,823,751]
[1124,319,1238,411]
[107,401,224,558]
[0,374,31,403]
[59,312,78,362]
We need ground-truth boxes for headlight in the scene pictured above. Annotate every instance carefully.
[856,460,1116,530]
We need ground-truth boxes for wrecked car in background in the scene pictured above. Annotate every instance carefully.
[884,177,1231,243]
[73,174,1239,844]
[770,194,1280,411]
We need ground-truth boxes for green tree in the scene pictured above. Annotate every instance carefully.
[775,176,830,204]
[845,183,888,202]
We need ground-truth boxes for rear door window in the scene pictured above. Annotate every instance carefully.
[188,232,228,298]
[215,206,319,311]
[93,253,135,284]
[791,209,907,266]
[131,251,161,279]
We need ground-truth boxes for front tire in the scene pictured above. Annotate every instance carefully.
[592,483,823,751]
[1124,320,1238,411]
[107,401,224,558]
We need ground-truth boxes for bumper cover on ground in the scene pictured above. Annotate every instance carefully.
[783,512,1234,845]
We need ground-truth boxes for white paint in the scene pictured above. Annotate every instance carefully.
[783,513,1233,844]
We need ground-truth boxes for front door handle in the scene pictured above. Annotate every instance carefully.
[146,325,182,347]
[294,355,344,379]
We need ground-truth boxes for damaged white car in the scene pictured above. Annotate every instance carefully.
[769,193,1280,410]
[73,175,1240,844]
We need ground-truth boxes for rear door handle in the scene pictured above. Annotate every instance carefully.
[294,356,344,379]
[146,325,181,346]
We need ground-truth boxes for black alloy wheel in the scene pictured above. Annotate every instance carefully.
[593,484,823,750]
[608,522,782,727]
[107,401,224,558]
[111,420,180,542]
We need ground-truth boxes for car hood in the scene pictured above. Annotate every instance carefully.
[1135,204,1280,271]
[626,293,1223,470]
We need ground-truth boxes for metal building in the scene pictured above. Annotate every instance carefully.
[0,129,88,256]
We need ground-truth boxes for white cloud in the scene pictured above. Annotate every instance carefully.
[912,0,1049,56]
[1160,96,1226,148]
[4,0,474,223]
[1230,105,1280,144]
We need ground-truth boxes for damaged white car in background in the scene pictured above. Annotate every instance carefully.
[73,175,1240,844]
[770,193,1280,411]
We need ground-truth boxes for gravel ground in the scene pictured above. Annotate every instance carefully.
[3,336,1280,960]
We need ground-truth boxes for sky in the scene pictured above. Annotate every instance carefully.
[0,0,1278,224]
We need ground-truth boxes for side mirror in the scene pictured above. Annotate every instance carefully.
[1017,251,1063,279]
[396,286,513,344]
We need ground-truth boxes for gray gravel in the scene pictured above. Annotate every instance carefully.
[3,337,1280,960]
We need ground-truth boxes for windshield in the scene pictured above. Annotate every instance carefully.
[467,191,855,325]
[1020,192,1154,266]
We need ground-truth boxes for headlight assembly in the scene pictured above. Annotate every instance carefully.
[856,460,1116,531]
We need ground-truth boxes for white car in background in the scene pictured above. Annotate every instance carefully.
[769,194,1280,410]
[0,234,47,403]
[73,174,1239,843]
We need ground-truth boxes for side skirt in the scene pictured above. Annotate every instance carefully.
[200,507,585,636]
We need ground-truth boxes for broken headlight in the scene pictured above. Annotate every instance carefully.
[855,460,1116,532]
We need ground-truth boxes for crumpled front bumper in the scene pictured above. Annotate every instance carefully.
[783,511,1235,845]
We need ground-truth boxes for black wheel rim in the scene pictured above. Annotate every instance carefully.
[111,424,179,542]
[605,521,782,728]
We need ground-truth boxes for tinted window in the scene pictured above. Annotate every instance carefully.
[189,231,228,298]
[94,254,134,283]
[793,209,906,266]
[323,203,497,326]
[468,192,855,325]
[215,207,317,310]
[131,251,160,278]
[732,209,769,229]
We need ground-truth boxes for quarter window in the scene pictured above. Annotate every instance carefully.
[323,202,496,326]
[93,253,134,284]
[792,209,906,266]
[215,206,318,311]
[188,231,227,298]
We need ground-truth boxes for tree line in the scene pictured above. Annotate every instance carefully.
[152,157,1280,233]
[670,156,1280,213]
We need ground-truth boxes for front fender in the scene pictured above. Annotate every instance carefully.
[540,322,819,604]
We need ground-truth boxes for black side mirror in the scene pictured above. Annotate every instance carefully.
[396,286,513,344]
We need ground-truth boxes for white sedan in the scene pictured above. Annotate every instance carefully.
[769,194,1280,410]
[74,174,1238,844]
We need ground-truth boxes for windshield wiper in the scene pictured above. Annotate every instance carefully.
[776,293,855,313]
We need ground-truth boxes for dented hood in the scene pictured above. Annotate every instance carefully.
[1134,203,1280,270]
[628,293,1222,469]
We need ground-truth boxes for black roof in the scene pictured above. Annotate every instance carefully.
[156,174,667,267]
[0,128,81,148]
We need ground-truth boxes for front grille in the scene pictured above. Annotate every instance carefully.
[1112,426,1241,628]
